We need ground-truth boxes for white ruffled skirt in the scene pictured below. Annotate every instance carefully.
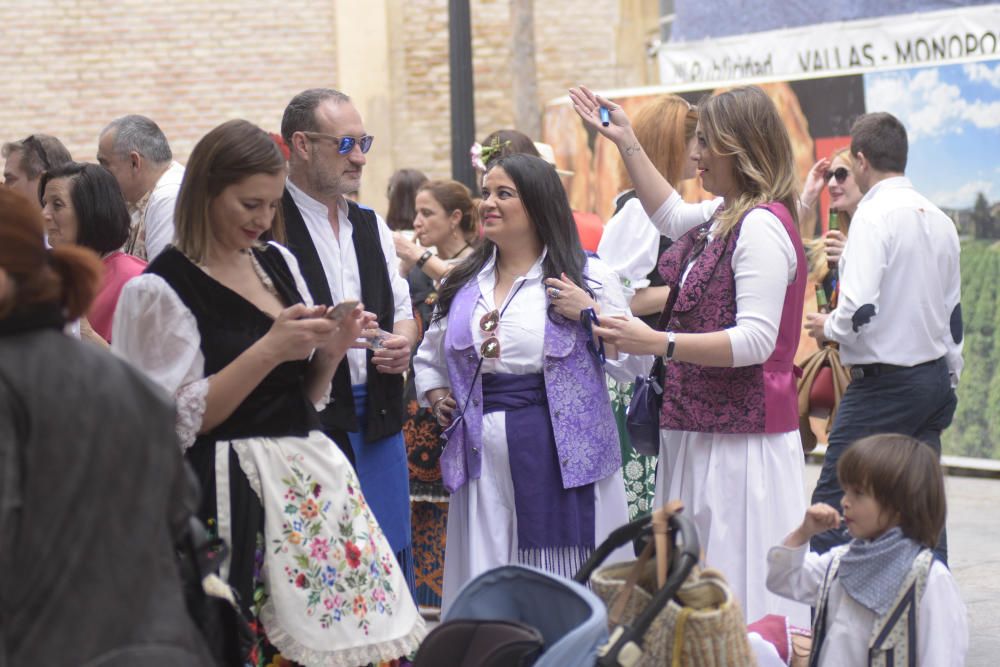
[655,428,810,628]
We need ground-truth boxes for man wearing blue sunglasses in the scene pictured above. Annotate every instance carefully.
[280,88,419,593]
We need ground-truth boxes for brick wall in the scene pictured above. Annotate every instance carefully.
[387,0,626,182]
[0,1,339,164]
[0,0,634,198]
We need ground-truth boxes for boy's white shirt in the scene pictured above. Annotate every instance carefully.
[766,543,968,666]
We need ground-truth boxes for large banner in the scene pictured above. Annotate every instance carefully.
[542,6,1000,459]
[656,5,1000,85]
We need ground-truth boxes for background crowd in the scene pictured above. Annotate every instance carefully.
[0,82,968,666]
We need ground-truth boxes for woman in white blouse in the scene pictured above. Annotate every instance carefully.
[112,120,424,666]
[569,85,810,626]
[413,154,639,611]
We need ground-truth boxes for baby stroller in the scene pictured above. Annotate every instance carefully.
[413,511,700,667]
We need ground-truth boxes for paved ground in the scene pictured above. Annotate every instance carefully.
[803,463,999,666]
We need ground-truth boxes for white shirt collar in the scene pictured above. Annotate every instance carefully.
[859,175,912,205]
[478,246,548,282]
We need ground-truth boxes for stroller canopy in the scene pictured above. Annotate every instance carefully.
[444,565,609,666]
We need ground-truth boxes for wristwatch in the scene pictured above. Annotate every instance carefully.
[664,331,676,361]
[416,249,434,269]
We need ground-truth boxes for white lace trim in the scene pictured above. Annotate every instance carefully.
[313,381,332,412]
[258,599,426,667]
[174,378,210,451]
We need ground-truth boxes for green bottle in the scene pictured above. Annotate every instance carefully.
[828,209,840,232]
[815,284,830,314]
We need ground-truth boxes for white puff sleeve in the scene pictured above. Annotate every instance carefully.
[111,274,208,450]
[597,198,662,299]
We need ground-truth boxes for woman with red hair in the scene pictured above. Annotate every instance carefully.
[0,188,213,665]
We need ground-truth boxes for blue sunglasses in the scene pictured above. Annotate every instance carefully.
[303,131,374,155]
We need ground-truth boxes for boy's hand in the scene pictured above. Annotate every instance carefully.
[784,503,842,547]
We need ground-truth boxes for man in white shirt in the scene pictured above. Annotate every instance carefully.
[280,88,418,587]
[97,115,184,260]
[805,112,961,561]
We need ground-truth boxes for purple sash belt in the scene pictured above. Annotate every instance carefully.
[482,372,595,550]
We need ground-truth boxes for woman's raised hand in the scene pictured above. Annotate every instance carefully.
[393,232,424,275]
[800,157,831,211]
[261,303,338,363]
[568,86,632,144]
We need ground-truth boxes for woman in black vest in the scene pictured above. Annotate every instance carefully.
[113,120,424,665]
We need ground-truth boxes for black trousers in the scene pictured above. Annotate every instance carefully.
[809,357,957,562]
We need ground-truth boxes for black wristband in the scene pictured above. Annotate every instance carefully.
[416,249,433,268]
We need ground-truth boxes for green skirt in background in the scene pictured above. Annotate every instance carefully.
[608,376,657,520]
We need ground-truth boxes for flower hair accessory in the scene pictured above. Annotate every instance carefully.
[470,136,511,172]
[469,142,485,172]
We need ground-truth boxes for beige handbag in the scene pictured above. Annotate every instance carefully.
[590,503,757,667]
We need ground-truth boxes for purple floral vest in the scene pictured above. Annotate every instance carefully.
[439,275,621,493]
[657,202,806,434]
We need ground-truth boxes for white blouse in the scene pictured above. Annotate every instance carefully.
[597,197,663,300]
[111,243,322,450]
[413,249,642,405]
[649,192,798,367]
[767,543,968,666]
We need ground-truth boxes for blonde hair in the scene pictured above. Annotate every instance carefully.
[699,86,799,238]
[175,120,287,264]
[806,147,855,285]
[618,95,698,187]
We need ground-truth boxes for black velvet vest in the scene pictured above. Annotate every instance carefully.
[282,190,405,441]
[145,246,320,442]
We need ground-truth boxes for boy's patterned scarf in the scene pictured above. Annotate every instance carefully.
[839,526,923,615]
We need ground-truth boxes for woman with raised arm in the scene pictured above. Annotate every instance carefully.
[800,147,863,298]
[596,94,699,520]
[112,120,424,666]
[570,84,809,625]
[413,154,636,612]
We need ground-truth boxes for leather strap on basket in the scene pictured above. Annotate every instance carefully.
[671,607,694,667]
[607,500,685,625]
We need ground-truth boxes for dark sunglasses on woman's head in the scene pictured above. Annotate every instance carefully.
[824,167,849,184]
[580,307,606,365]
[303,131,374,155]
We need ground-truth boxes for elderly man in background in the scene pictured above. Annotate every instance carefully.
[97,115,184,260]
[3,134,73,208]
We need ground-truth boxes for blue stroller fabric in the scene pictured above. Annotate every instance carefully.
[443,565,609,666]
